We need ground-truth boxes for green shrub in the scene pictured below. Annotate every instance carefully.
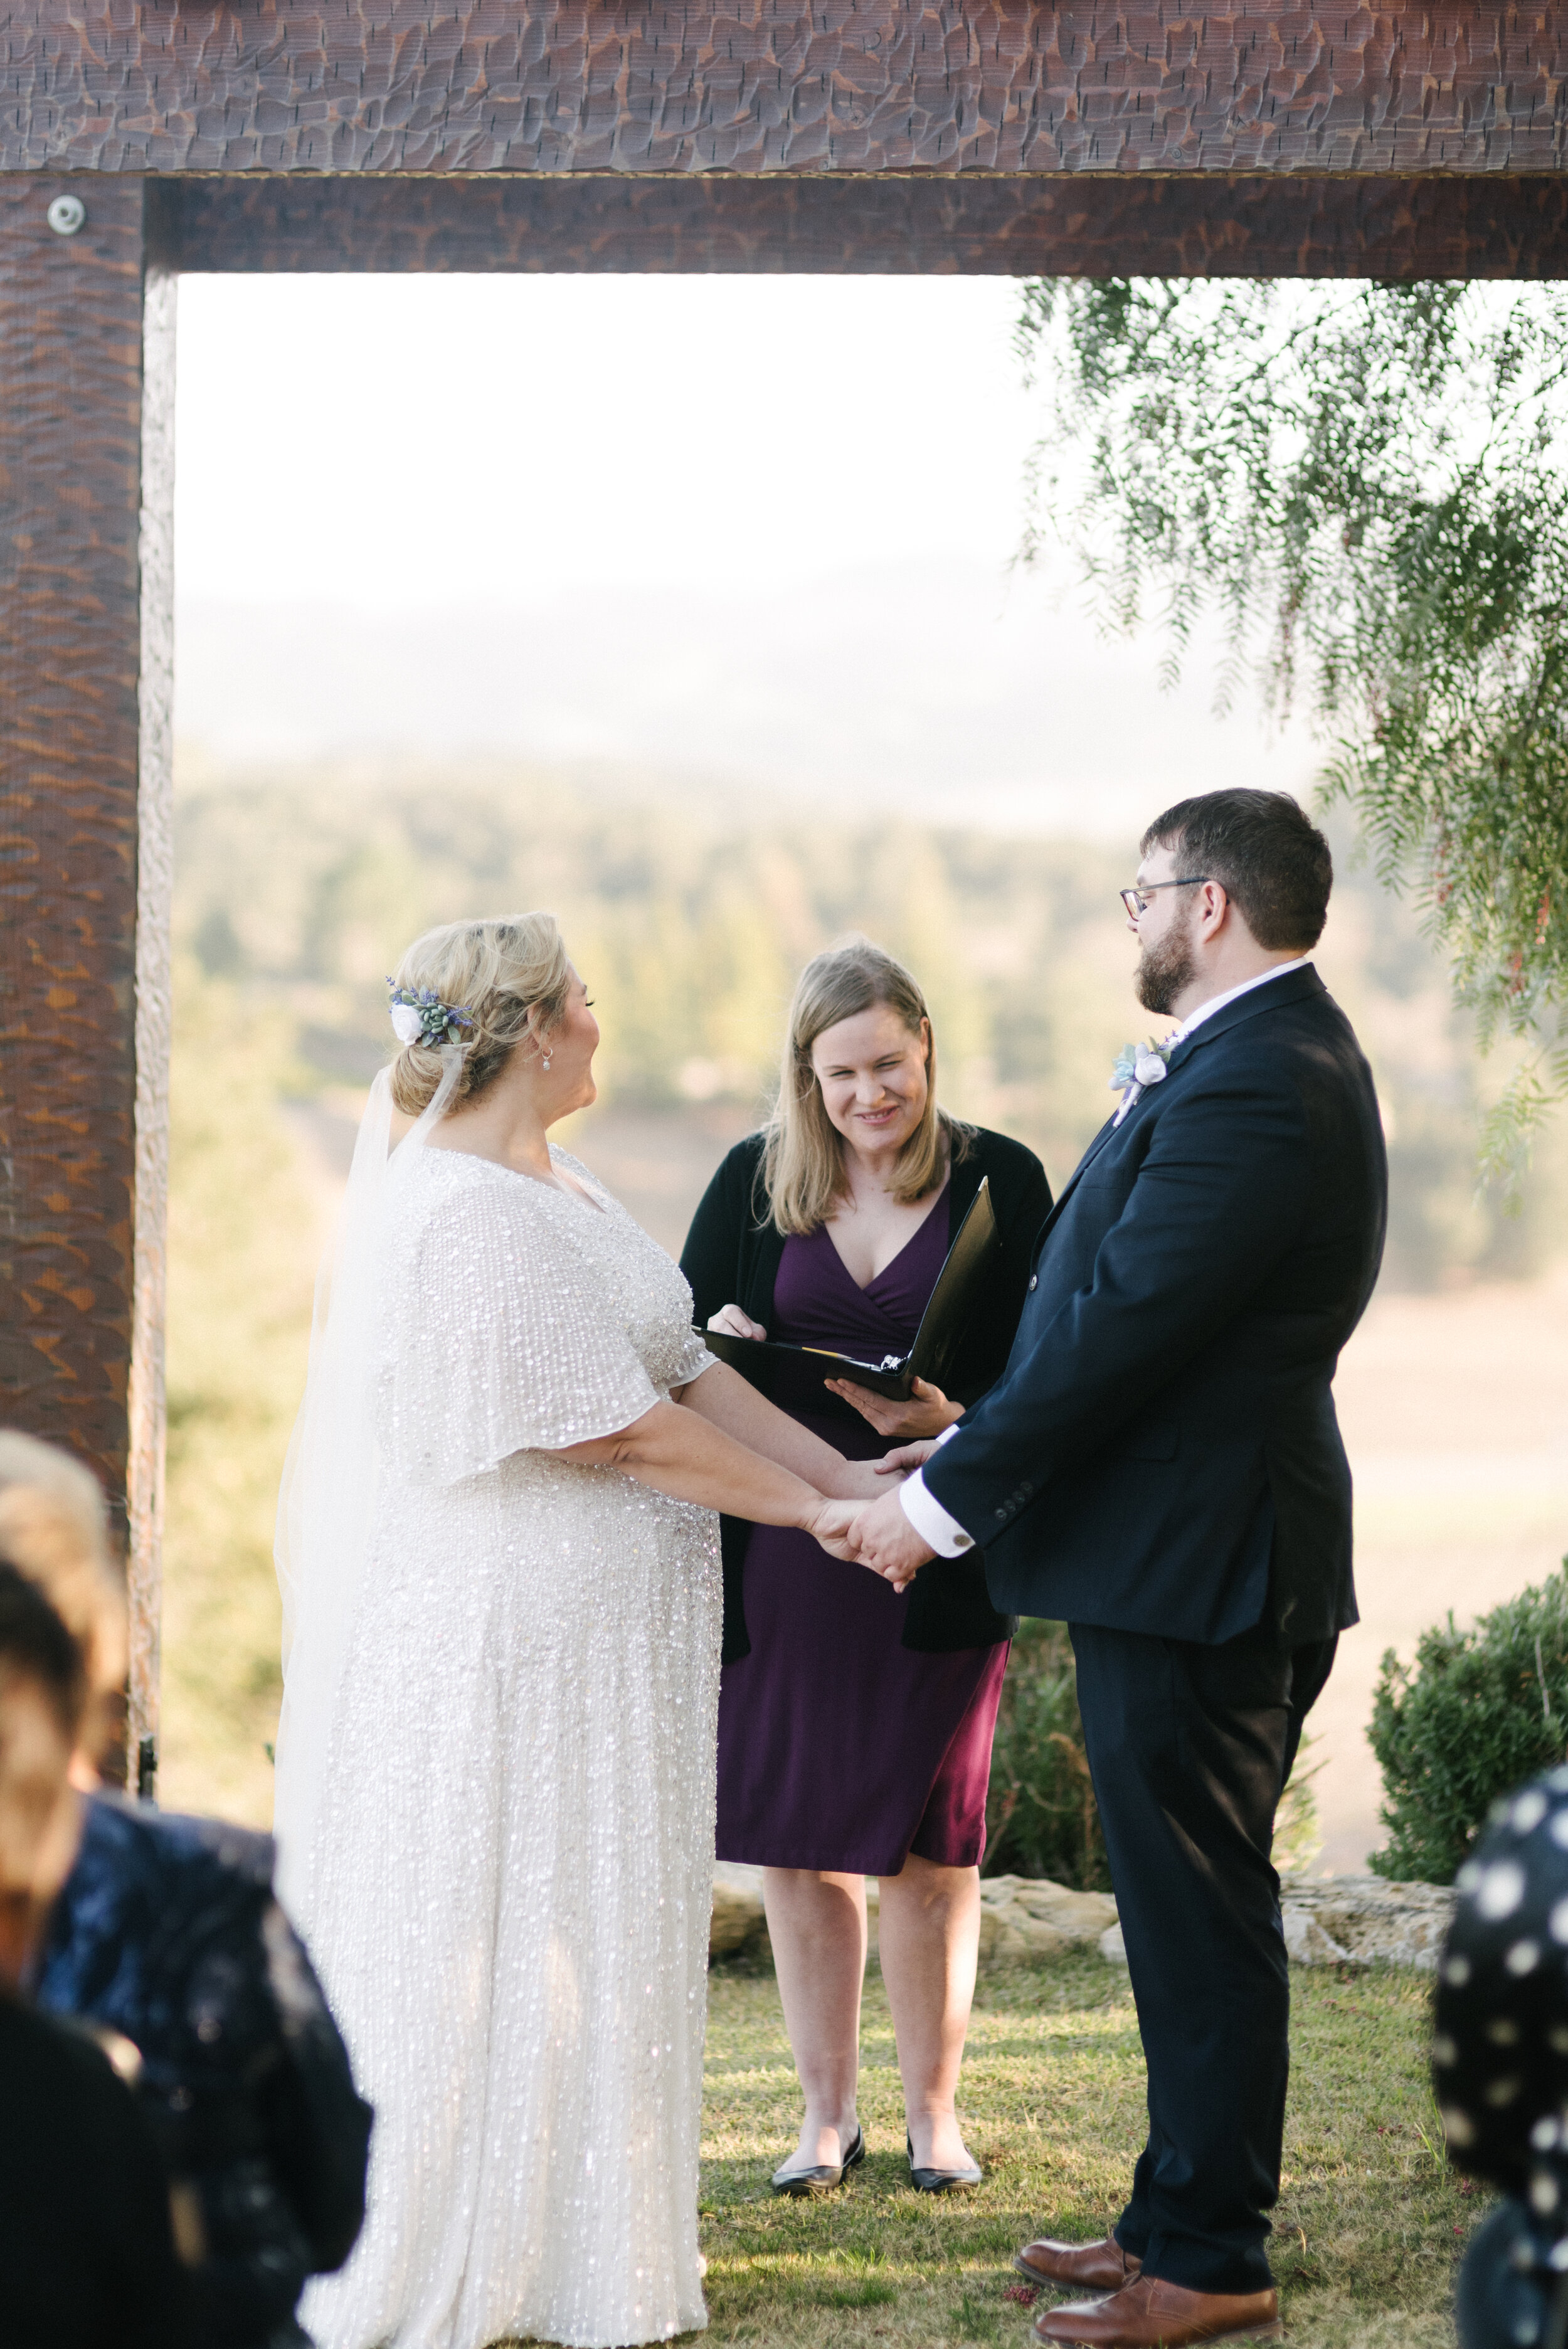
[1272,1732,1324,1875]
[1369,1566,1568,1884]
[983,1621,1108,1890]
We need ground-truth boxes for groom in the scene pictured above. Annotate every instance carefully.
[851,789,1386,2348]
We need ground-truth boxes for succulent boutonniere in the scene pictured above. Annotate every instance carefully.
[1110,1038,1175,1093]
[1110,1037,1175,1125]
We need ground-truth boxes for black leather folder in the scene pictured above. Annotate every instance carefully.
[702,1177,1000,1411]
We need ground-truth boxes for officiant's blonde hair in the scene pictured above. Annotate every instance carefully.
[390,913,573,1115]
[762,939,970,1238]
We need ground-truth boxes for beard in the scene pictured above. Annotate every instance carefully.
[1135,914,1198,1016]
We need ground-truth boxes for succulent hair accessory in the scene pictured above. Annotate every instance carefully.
[386,980,475,1053]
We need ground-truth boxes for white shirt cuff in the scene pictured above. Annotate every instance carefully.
[897,1428,975,1557]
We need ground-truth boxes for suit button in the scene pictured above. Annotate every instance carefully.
[1028,1275,1038,1292]
[994,1507,1007,1522]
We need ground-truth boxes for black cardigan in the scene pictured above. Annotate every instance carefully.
[679,1125,1053,1663]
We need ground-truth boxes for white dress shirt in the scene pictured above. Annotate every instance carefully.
[896,958,1314,1559]
[1162,956,1311,1042]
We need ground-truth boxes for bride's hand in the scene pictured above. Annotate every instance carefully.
[829,1459,899,1502]
[822,1375,963,1441]
[707,1304,766,1342]
[804,1498,866,1561]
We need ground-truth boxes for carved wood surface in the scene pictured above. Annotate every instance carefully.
[155,166,1568,275]
[2,2,1565,178]
[126,265,175,1778]
[0,176,146,1519]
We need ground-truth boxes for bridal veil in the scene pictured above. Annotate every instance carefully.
[272,1051,462,1913]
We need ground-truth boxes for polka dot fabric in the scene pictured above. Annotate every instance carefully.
[1434,1764,1568,2208]
[1434,1765,1568,2349]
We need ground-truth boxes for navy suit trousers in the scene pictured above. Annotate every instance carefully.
[1070,1619,1336,2296]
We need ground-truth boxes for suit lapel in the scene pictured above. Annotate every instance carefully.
[1030,967,1327,1261]
[1030,1110,1128,1253]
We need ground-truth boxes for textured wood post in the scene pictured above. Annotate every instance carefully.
[129,258,175,1794]
[0,178,171,1784]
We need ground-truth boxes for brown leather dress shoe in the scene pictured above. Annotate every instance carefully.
[1032,2274,1282,2346]
[1014,2236,1143,2293]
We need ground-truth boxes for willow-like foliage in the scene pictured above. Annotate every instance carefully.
[1017,278,1568,1179]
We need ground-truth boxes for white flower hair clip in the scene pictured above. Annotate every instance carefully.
[387,981,475,1053]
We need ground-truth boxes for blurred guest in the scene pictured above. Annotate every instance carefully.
[681,938,1051,2192]
[0,1429,373,2349]
[1434,1765,1568,2349]
[38,1798,373,2349]
[0,1429,128,1773]
[0,1557,193,2349]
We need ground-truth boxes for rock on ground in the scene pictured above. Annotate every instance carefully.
[977,1874,1119,1966]
[713,1864,1454,1973]
[709,1864,1116,1970]
[711,1862,770,1961]
[1278,1872,1456,1972]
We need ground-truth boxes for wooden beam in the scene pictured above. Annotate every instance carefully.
[2,2,1565,178]
[0,174,171,1783]
[160,169,1568,278]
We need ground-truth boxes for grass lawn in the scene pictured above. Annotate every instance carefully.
[689,1951,1473,2349]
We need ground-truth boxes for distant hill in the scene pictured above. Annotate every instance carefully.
[172,755,1565,1294]
[174,558,1318,840]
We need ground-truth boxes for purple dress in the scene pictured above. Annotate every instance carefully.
[714,1189,1010,1875]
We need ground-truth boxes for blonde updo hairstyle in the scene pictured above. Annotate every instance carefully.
[389,914,573,1118]
[761,937,971,1238]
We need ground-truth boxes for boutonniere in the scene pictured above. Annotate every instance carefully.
[1110,1037,1175,1125]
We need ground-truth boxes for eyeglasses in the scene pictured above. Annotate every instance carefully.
[1120,878,1214,920]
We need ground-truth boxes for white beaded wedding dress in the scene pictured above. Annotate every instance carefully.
[277,1107,721,2349]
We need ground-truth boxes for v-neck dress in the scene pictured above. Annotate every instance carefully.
[714,1189,1009,1875]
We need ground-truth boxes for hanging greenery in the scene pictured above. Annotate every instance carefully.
[1016,278,1568,1181]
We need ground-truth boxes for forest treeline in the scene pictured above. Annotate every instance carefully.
[179,756,1567,1293]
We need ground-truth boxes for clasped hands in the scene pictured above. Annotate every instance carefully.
[702,1305,948,1592]
[808,1443,938,1592]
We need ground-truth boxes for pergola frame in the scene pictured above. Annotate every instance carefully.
[2,0,1565,1783]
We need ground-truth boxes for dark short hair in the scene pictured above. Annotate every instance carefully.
[0,1558,85,1741]
[1141,789,1332,951]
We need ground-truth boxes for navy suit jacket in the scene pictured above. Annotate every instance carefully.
[922,966,1387,1647]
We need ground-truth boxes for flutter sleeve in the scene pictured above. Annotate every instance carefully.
[377,1167,664,1486]
[670,1325,719,1389]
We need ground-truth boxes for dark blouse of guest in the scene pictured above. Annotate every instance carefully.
[0,1989,194,2349]
[681,1112,1051,1665]
[36,1793,373,2349]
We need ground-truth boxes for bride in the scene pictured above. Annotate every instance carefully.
[275,913,874,2349]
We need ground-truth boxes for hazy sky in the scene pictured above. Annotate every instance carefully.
[176,274,1043,607]
[172,273,1319,830]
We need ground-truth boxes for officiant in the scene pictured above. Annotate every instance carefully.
[681,939,1049,2197]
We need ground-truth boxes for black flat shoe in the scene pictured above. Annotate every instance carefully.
[907,2129,982,2193]
[771,2124,866,2196]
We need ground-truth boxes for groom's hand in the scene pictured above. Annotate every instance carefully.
[874,1439,938,1477]
[848,1488,934,1591]
[806,1498,866,1561]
